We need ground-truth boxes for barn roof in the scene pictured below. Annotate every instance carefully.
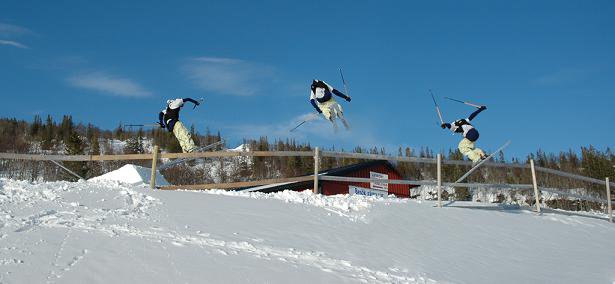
[319,160,399,176]
[239,160,400,193]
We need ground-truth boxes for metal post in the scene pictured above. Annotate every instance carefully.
[150,146,159,189]
[313,147,320,194]
[437,153,442,208]
[606,177,612,223]
[530,159,541,213]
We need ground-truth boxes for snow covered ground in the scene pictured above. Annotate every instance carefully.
[1,167,614,283]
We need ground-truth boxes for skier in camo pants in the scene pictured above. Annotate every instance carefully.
[441,106,488,163]
[309,79,351,130]
[158,98,200,153]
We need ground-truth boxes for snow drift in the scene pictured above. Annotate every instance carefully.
[0,177,614,283]
[88,164,169,186]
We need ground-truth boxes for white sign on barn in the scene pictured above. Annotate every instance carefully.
[349,186,388,198]
[370,171,388,190]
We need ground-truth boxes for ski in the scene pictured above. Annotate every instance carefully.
[453,140,511,184]
[158,139,226,170]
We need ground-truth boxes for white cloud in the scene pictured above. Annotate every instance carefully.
[193,57,243,64]
[0,40,28,49]
[535,69,590,85]
[183,56,276,96]
[68,72,152,97]
[221,112,407,154]
[0,23,32,37]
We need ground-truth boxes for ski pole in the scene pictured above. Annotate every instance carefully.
[123,124,159,127]
[430,90,445,125]
[290,120,307,132]
[444,97,483,108]
[339,68,349,97]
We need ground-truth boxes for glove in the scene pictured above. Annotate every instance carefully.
[345,96,352,102]
[479,105,487,110]
[194,101,200,106]
[158,122,165,129]
[441,123,451,129]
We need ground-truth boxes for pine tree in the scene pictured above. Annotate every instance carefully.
[41,115,55,150]
[30,114,42,138]
[125,129,145,154]
[59,115,74,142]
[64,131,89,180]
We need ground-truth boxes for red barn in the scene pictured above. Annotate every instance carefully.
[245,160,412,198]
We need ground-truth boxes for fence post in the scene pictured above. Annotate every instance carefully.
[437,153,442,208]
[606,177,612,223]
[313,147,320,194]
[150,146,159,189]
[530,159,541,213]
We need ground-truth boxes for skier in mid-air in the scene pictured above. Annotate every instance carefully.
[309,79,351,130]
[441,105,488,163]
[158,98,200,153]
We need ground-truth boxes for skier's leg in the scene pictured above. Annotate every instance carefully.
[327,103,340,132]
[172,121,197,153]
[333,103,350,130]
[331,117,339,132]
[473,147,486,159]
[319,101,333,121]
[458,138,481,163]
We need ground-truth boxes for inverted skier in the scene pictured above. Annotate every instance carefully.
[441,105,488,164]
[158,98,200,153]
[309,79,351,130]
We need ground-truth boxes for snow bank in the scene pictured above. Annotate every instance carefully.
[88,164,170,186]
[198,189,405,219]
[1,178,614,283]
[228,143,250,152]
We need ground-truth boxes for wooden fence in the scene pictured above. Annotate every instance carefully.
[0,147,612,222]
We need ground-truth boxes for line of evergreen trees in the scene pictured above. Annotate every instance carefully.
[1,115,613,211]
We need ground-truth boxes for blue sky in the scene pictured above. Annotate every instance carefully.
[1,0,614,159]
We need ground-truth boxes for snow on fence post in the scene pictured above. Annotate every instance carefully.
[437,153,442,208]
[530,159,541,213]
[606,177,612,223]
[150,145,159,189]
[313,147,320,194]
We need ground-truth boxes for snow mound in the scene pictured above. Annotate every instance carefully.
[1,177,615,283]
[228,143,250,152]
[89,164,170,186]
[200,189,405,219]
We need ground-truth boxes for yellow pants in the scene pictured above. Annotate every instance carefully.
[317,98,344,121]
[458,138,485,163]
[173,121,197,153]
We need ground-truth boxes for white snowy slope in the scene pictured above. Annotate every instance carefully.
[1,178,614,283]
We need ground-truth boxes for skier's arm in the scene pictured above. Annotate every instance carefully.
[332,89,351,102]
[310,99,323,113]
[158,112,166,128]
[442,120,463,133]
[182,98,200,106]
[467,106,487,121]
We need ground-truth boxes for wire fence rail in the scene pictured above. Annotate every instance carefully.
[0,148,612,222]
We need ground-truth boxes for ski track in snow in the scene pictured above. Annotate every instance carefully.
[0,178,430,284]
